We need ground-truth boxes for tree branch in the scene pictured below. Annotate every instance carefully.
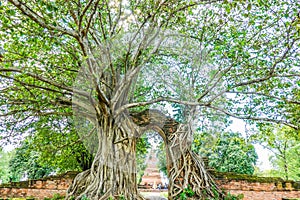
[206,104,299,130]
[8,0,78,38]
[114,97,204,116]
[227,91,300,105]
[0,67,93,100]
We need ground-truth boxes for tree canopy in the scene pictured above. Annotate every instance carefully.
[0,148,13,183]
[1,0,300,199]
[1,0,299,140]
[9,139,54,181]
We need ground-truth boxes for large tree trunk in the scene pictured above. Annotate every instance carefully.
[66,116,145,200]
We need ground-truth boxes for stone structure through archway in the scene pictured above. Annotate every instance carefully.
[139,146,168,190]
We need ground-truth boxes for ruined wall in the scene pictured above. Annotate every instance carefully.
[0,171,299,200]
[218,179,300,200]
[212,171,300,200]
[0,171,77,199]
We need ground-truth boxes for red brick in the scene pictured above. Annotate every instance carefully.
[0,172,299,200]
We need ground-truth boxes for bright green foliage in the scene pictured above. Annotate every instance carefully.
[156,141,167,176]
[172,184,246,200]
[0,1,80,144]
[176,185,195,200]
[136,134,151,184]
[0,0,299,148]
[269,146,300,181]
[0,149,14,183]
[194,132,258,175]
[27,117,94,172]
[9,140,53,181]
[0,2,299,130]
[252,125,300,180]
[44,193,65,200]
[156,131,258,176]
[223,192,244,200]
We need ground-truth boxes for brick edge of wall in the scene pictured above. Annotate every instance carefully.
[0,171,299,200]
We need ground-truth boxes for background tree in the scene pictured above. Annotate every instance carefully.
[0,148,14,183]
[7,116,150,182]
[194,131,258,175]
[136,134,151,184]
[26,117,94,172]
[157,131,258,176]
[9,139,53,181]
[1,0,300,199]
[252,125,300,180]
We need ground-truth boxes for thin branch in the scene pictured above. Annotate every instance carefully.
[197,63,235,102]
[114,97,204,116]
[60,97,95,115]
[0,67,93,100]
[227,91,300,105]
[0,73,69,95]
[0,68,72,92]
[8,0,77,38]
[104,0,112,30]
[84,0,101,37]
[206,104,298,130]
[111,0,123,35]
[79,0,94,31]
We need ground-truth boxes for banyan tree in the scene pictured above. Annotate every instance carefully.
[1,0,299,199]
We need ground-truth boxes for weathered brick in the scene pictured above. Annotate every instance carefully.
[0,171,299,200]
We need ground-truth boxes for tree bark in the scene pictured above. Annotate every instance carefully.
[66,116,145,200]
[165,123,223,200]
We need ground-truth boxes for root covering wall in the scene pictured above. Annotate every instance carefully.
[0,171,299,200]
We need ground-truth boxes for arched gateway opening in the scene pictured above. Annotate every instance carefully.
[130,109,221,200]
[137,131,169,199]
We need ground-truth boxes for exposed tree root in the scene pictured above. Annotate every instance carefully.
[165,118,224,199]
[66,117,146,200]
[66,159,146,200]
[168,150,224,199]
[66,110,224,200]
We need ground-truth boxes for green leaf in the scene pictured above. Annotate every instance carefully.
[247,4,252,11]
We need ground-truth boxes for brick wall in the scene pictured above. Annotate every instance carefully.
[213,171,300,200]
[0,171,299,200]
[0,171,77,199]
[217,180,300,200]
